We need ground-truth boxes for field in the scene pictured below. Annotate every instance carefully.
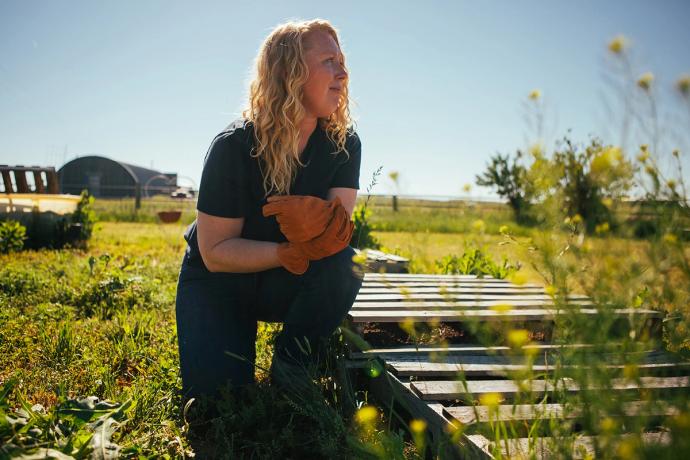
[2,196,689,458]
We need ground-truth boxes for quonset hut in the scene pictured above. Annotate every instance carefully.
[57,155,177,198]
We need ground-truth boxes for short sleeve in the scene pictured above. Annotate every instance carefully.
[330,132,361,190]
[196,132,248,218]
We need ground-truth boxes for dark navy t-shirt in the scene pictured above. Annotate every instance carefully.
[182,117,362,270]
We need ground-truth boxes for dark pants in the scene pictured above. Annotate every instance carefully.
[175,245,363,402]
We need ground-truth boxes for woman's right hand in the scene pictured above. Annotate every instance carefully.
[275,203,354,275]
[262,194,339,242]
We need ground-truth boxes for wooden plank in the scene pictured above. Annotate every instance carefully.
[354,293,590,302]
[349,343,635,359]
[443,400,680,426]
[351,299,594,310]
[410,376,690,401]
[363,281,542,288]
[468,432,671,460]
[385,351,690,378]
[347,308,661,323]
[365,368,473,459]
[363,273,504,281]
[358,286,554,295]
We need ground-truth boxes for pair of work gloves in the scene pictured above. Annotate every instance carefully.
[262,194,355,275]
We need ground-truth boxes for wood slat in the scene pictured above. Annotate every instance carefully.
[443,400,679,426]
[348,343,663,360]
[354,293,590,302]
[386,351,689,378]
[466,432,671,459]
[358,286,550,295]
[410,376,690,401]
[347,307,661,323]
[363,273,505,281]
[351,299,594,310]
[362,279,544,289]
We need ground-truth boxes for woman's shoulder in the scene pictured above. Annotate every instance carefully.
[203,117,255,164]
[214,117,255,147]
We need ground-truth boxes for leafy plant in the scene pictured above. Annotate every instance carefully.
[0,220,27,254]
[435,247,520,279]
[60,189,98,248]
[0,378,131,459]
[353,165,383,250]
[352,201,381,250]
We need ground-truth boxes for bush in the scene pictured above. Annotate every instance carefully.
[0,220,27,254]
[435,247,521,279]
[351,202,381,250]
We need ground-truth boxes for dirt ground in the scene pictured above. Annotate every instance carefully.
[359,321,548,347]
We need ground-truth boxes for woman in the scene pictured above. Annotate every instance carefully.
[175,19,364,404]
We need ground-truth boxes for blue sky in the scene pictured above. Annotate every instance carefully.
[1,0,689,198]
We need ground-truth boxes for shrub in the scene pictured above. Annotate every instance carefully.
[0,220,27,254]
[435,247,520,279]
[352,202,381,250]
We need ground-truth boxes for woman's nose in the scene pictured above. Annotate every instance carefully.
[335,62,347,80]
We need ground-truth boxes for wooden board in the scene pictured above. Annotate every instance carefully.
[363,281,542,288]
[410,376,690,401]
[443,400,680,425]
[347,307,661,323]
[351,299,594,310]
[384,350,690,378]
[465,432,671,459]
[358,286,553,295]
[353,293,590,302]
[348,342,663,360]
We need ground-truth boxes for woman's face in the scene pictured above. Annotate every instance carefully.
[301,30,348,119]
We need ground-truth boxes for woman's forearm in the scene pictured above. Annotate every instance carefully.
[204,238,282,273]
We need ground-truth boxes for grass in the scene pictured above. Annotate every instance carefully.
[3,198,690,458]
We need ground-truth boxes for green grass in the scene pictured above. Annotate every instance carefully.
[3,201,690,458]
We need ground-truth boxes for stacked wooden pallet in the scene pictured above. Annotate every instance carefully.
[344,272,689,459]
[353,247,410,273]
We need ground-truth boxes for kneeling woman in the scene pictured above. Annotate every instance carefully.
[175,19,364,403]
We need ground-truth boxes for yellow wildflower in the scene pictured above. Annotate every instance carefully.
[637,72,654,91]
[410,419,427,434]
[355,405,378,425]
[607,34,628,54]
[507,329,529,347]
[479,392,502,407]
[677,74,690,97]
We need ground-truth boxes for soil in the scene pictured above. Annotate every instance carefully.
[359,321,548,347]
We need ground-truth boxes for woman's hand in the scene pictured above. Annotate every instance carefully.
[274,200,354,275]
[262,194,338,242]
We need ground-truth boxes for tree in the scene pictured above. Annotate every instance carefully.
[475,151,532,224]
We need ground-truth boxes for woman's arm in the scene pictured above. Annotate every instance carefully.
[197,210,282,273]
[326,187,357,219]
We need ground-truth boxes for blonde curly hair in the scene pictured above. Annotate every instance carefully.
[241,18,356,198]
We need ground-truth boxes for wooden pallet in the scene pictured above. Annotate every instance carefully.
[354,248,410,273]
[342,272,688,459]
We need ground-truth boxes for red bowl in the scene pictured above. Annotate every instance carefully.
[158,211,182,223]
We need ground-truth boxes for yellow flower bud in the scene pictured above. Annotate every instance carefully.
[608,34,628,54]
[637,72,654,91]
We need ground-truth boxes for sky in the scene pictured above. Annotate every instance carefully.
[1,0,689,199]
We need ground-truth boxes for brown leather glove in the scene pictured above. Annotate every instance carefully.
[262,194,338,243]
[292,203,354,260]
[275,201,355,274]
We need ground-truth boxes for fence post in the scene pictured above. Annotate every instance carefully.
[392,195,398,212]
[135,183,141,210]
